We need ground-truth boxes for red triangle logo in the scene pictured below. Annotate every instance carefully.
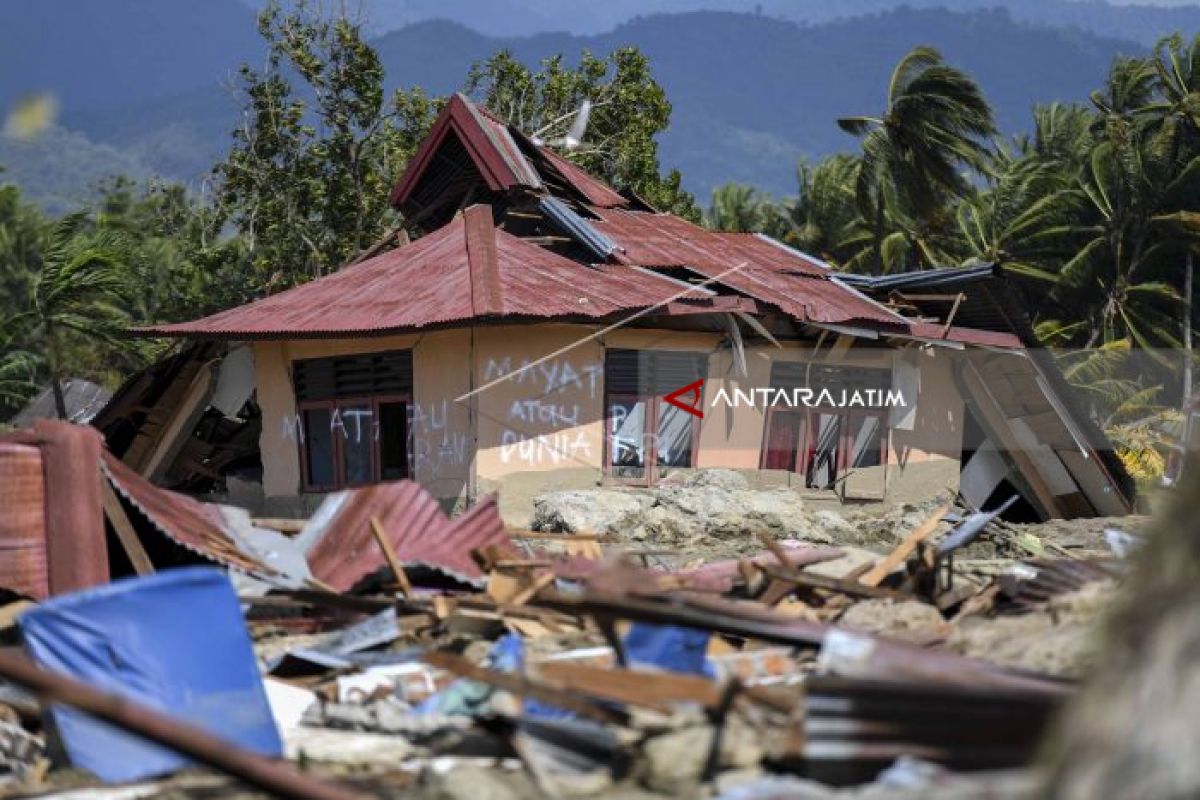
[664,378,706,419]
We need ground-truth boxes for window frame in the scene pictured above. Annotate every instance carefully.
[297,392,412,492]
[602,389,702,484]
[759,405,890,493]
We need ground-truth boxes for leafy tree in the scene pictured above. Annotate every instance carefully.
[782,155,861,262]
[705,183,781,233]
[23,214,132,418]
[838,46,996,273]
[467,49,699,221]
[216,0,438,288]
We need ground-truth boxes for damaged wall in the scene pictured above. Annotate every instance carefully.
[251,323,970,520]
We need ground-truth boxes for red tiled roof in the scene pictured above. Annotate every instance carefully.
[138,206,703,339]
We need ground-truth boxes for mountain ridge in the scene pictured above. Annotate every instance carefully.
[0,3,1170,208]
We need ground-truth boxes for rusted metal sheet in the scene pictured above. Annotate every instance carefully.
[2,421,111,597]
[593,208,827,276]
[590,209,908,327]
[904,321,1024,348]
[390,93,540,210]
[303,480,512,591]
[534,145,628,208]
[101,453,276,578]
[138,212,699,340]
[997,558,1120,612]
[0,442,50,599]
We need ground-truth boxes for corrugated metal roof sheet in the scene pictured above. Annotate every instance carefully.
[301,480,511,590]
[587,210,912,327]
[534,145,628,208]
[139,208,704,339]
[102,453,277,578]
[592,209,828,276]
[0,442,49,599]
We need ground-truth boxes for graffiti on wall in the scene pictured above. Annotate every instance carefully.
[485,357,600,467]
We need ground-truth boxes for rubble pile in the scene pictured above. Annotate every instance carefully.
[0,426,1145,799]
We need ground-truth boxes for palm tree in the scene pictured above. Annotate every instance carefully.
[954,153,1071,284]
[705,183,777,233]
[1038,135,1200,353]
[784,155,860,263]
[0,323,39,411]
[838,46,996,273]
[1144,34,1200,414]
[25,214,131,419]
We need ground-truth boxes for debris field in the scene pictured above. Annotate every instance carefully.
[0,421,1148,800]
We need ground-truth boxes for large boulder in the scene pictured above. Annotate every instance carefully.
[531,489,654,534]
[531,469,818,553]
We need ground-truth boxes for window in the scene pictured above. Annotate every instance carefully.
[604,349,706,483]
[760,362,890,494]
[293,351,413,491]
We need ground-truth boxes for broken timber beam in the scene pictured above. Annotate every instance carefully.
[859,504,950,587]
[0,650,369,800]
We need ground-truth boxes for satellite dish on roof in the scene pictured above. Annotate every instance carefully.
[530,99,592,151]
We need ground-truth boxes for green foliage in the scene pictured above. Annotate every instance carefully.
[704,184,786,234]
[837,46,997,273]
[466,49,699,220]
[215,0,438,288]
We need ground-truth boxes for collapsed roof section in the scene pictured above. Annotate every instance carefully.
[846,264,1137,516]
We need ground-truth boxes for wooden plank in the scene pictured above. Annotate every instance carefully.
[100,479,155,576]
[858,504,950,587]
[369,516,412,597]
[759,565,911,600]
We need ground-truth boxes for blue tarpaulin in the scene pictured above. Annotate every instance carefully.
[19,567,281,782]
[624,623,714,677]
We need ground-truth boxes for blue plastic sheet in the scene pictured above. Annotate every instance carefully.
[624,623,714,677]
[19,567,281,782]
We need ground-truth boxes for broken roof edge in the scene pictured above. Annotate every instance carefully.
[388,92,541,210]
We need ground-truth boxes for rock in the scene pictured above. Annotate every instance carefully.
[426,763,534,800]
[641,726,711,794]
[839,600,951,643]
[532,489,653,534]
[640,717,764,794]
[947,581,1115,678]
[680,468,750,491]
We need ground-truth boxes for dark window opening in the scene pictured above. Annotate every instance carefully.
[604,349,706,483]
[760,362,891,492]
[293,350,413,491]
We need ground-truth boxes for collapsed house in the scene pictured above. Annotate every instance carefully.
[121,93,1132,521]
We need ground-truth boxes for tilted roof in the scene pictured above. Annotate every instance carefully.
[142,93,1016,343]
[138,206,715,339]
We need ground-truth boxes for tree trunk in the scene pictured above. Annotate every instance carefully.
[1182,250,1195,478]
[873,192,885,275]
[46,322,68,420]
[1185,250,1194,413]
[51,374,68,420]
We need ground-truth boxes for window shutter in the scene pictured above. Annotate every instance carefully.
[769,362,890,395]
[293,350,413,401]
[605,349,641,395]
[606,349,708,396]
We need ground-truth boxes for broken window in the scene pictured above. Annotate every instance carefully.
[292,351,413,491]
[760,362,891,494]
[604,349,706,483]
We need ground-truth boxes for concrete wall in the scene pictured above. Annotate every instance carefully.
[251,324,966,518]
